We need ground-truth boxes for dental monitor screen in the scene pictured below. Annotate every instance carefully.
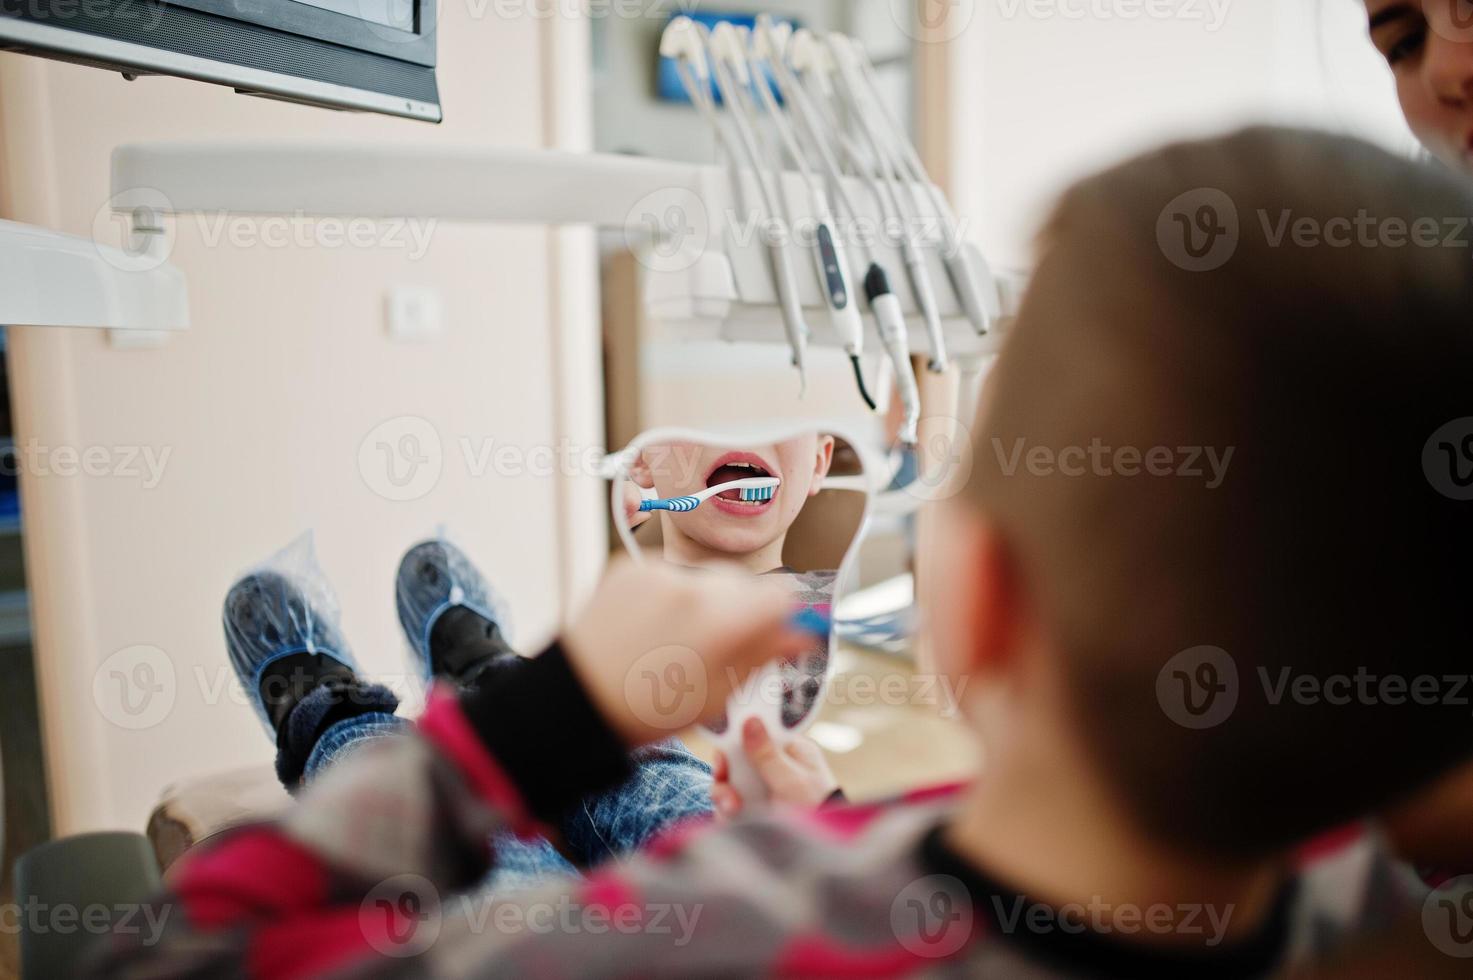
[0,0,441,121]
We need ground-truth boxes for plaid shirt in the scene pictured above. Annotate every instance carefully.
[92,647,1427,979]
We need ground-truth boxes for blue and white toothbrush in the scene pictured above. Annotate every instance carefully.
[639,477,780,513]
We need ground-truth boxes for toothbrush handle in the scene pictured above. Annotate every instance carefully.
[639,496,703,513]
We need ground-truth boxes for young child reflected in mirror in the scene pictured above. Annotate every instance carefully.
[621,433,852,812]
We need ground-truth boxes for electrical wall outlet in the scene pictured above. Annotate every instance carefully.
[386,286,443,342]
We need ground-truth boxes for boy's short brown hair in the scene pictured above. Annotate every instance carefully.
[972,128,1473,859]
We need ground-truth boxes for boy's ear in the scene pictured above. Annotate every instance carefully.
[972,517,1023,675]
[808,436,835,497]
[630,451,657,490]
[928,501,1024,684]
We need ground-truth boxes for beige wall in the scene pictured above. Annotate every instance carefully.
[0,8,605,834]
[947,3,1415,269]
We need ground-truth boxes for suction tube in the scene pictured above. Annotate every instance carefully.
[850,354,878,411]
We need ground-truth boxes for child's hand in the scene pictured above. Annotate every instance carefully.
[711,717,840,818]
[562,559,812,748]
[622,482,652,532]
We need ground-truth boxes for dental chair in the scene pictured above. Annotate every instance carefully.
[11,766,288,978]
[12,832,161,977]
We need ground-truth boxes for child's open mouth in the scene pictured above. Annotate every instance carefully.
[705,453,779,517]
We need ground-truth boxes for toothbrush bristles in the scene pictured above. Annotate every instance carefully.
[740,486,776,503]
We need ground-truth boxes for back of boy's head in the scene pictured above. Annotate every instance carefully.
[973,127,1473,860]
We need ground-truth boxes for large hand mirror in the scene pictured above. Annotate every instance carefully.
[607,424,872,801]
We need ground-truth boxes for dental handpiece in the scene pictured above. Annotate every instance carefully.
[705,22,814,392]
[755,18,894,414]
[742,25,868,393]
[864,266,921,446]
[824,34,949,375]
[853,49,993,337]
[663,16,810,391]
[784,29,921,437]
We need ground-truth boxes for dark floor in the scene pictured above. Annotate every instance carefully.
[0,643,52,980]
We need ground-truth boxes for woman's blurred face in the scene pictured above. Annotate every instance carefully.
[1364,0,1473,173]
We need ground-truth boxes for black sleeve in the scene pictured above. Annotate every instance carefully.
[458,643,634,823]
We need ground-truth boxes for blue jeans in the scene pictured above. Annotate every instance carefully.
[306,713,714,892]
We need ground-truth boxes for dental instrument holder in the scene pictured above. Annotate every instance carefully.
[110,144,1013,366]
[642,164,1008,359]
